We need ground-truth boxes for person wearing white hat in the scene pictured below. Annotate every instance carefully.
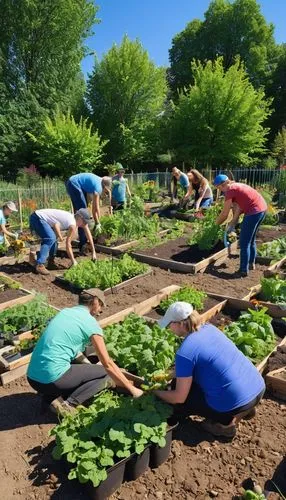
[29,208,97,275]
[154,302,265,439]
[0,201,19,244]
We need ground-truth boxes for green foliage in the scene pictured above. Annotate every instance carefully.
[0,294,56,339]
[223,307,276,362]
[27,110,107,178]
[257,238,286,260]
[188,206,224,250]
[266,43,286,140]
[63,255,149,290]
[168,0,277,94]
[133,181,160,202]
[260,277,286,304]
[87,36,167,166]
[0,275,21,290]
[104,314,180,383]
[166,58,271,167]
[272,127,286,165]
[160,287,207,313]
[50,391,172,487]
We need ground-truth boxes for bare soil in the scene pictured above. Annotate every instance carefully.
[0,288,27,304]
[257,224,286,243]
[267,346,286,373]
[0,252,285,500]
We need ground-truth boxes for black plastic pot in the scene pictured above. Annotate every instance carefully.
[149,423,178,469]
[125,447,150,481]
[85,458,127,500]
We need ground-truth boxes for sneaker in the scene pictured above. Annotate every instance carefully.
[29,251,36,266]
[249,263,256,271]
[201,419,236,439]
[49,397,77,416]
[239,271,249,278]
[47,259,59,270]
[35,264,50,276]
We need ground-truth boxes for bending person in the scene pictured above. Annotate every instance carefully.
[185,169,213,209]
[214,174,267,277]
[154,302,265,439]
[171,167,189,201]
[27,288,143,413]
[29,208,96,275]
[0,201,19,244]
[66,173,112,249]
[111,163,131,211]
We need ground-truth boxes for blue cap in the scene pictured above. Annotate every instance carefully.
[213,174,229,186]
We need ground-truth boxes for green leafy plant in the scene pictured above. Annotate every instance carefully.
[160,287,207,313]
[188,205,224,250]
[0,294,56,339]
[63,255,149,290]
[222,307,276,363]
[258,237,286,260]
[260,276,286,304]
[104,314,180,384]
[51,391,172,487]
[0,274,21,289]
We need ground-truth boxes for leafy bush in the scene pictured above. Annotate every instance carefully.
[222,307,276,363]
[104,314,180,383]
[63,255,149,290]
[51,391,172,487]
[188,205,224,250]
[160,287,207,313]
[260,277,286,304]
[27,110,108,178]
[257,237,286,260]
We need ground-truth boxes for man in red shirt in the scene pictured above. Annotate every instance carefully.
[214,175,267,277]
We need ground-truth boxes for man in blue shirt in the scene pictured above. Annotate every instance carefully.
[66,173,112,249]
[111,163,131,211]
[154,302,265,439]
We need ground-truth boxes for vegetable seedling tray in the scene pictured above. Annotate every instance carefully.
[149,422,178,468]
[266,367,286,401]
[55,268,153,295]
[84,456,127,500]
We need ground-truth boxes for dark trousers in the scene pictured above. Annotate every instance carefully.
[240,211,266,273]
[66,180,88,248]
[29,212,58,264]
[28,364,113,406]
[173,381,265,425]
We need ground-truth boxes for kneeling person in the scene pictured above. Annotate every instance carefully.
[27,289,142,412]
[154,302,265,439]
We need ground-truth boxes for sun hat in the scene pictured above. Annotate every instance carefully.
[115,162,125,171]
[213,174,229,186]
[158,301,194,328]
[82,288,106,307]
[75,208,94,228]
[4,201,18,212]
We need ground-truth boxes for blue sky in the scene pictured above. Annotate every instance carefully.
[82,0,286,77]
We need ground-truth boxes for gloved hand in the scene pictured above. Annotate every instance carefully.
[227,225,235,233]
[96,223,102,234]
[11,232,19,239]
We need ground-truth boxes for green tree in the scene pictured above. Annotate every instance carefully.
[165,58,271,167]
[87,36,167,166]
[168,0,277,94]
[27,110,108,179]
[266,44,286,140]
[272,127,286,166]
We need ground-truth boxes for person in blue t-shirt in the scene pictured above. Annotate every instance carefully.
[111,163,131,211]
[0,201,19,245]
[66,173,112,249]
[154,302,265,439]
[171,167,190,205]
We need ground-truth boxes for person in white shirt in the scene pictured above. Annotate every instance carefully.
[29,208,96,275]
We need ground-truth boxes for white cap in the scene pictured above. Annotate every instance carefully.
[4,201,18,212]
[158,301,194,328]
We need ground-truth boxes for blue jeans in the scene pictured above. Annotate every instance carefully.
[66,180,88,248]
[240,211,266,273]
[30,213,57,265]
[199,197,213,208]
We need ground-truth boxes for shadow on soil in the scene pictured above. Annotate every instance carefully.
[0,392,57,430]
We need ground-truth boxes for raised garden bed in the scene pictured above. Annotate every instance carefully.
[130,237,238,274]
[264,256,286,279]
[246,279,286,319]
[266,367,286,401]
[256,235,286,266]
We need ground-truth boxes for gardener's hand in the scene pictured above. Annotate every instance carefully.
[96,223,102,233]
[11,232,18,239]
[71,260,78,267]
[227,225,235,233]
[91,253,97,262]
[131,387,144,398]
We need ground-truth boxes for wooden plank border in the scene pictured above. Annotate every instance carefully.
[243,284,286,319]
[93,229,170,256]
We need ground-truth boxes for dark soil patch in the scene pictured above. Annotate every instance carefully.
[0,288,27,304]
[257,224,286,243]
[267,345,286,373]
[136,236,224,263]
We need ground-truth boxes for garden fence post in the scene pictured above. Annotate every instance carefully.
[17,188,23,232]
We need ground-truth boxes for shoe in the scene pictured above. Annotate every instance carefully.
[29,251,36,266]
[238,271,248,278]
[249,263,256,271]
[201,419,236,439]
[49,397,77,416]
[47,259,59,270]
[35,264,50,276]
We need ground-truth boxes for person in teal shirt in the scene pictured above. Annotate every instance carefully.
[0,201,19,244]
[171,167,190,205]
[27,289,142,413]
[111,163,131,211]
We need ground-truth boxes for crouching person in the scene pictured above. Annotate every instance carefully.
[27,288,142,414]
[154,302,265,439]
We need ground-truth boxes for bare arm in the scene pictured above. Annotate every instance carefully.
[184,184,193,199]
[83,225,97,260]
[230,202,241,227]
[91,335,143,397]
[92,193,100,224]
[65,225,77,265]
[195,180,208,209]
[216,199,232,225]
[53,223,64,242]
[0,223,16,238]
[154,377,193,404]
